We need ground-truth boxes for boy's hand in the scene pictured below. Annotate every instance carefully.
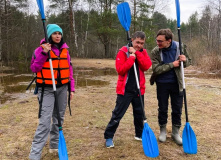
[130,53,136,58]
[129,47,136,54]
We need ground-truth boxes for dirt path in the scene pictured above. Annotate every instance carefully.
[0,58,220,160]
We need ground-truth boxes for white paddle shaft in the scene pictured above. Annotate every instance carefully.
[180,61,186,89]
[49,59,56,91]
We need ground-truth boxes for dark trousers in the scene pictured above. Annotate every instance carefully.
[156,82,183,126]
[104,92,145,139]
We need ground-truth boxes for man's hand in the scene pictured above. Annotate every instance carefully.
[179,55,186,62]
[173,55,187,67]
[173,60,180,67]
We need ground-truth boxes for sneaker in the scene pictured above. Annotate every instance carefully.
[134,136,142,141]
[105,138,114,148]
[49,149,58,154]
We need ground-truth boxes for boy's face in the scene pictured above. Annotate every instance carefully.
[132,37,145,51]
[156,35,171,49]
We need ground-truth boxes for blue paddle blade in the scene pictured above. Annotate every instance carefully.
[117,2,131,31]
[182,122,197,154]
[58,130,68,160]
[142,123,159,158]
[36,0,46,20]
[175,0,181,28]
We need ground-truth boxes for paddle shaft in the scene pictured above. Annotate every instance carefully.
[117,2,146,121]
[127,31,146,121]
[41,19,62,127]
[175,1,197,155]
[133,63,146,120]
[177,27,189,123]
[37,3,67,159]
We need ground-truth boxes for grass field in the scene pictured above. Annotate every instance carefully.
[0,58,221,160]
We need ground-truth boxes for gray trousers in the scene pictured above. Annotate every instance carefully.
[29,85,68,160]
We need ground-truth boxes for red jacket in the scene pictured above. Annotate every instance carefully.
[115,46,152,95]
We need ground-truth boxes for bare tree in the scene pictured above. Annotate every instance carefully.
[4,0,10,63]
[149,0,170,16]
[0,0,2,62]
[199,5,212,50]
[207,0,221,54]
[68,0,79,56]
[48,0,79,56]
[90,0,118,58]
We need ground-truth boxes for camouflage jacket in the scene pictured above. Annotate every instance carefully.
[149,41,191,92]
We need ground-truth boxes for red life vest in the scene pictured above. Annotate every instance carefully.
[36,49,70,85]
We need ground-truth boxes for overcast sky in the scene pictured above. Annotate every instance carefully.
[31,0,206,24]
[164,0,206,23]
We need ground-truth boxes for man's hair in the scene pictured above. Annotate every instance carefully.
[132,31,146,40]
[156,29,173,40]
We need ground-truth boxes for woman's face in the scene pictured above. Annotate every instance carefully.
[51,31,62,43]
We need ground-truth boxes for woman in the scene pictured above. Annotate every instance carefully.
[29,24,75,160]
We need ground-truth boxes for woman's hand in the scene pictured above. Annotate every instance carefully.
[70,92,74,100]
[42,43,51,53]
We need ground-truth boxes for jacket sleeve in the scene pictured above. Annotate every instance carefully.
[30,46,48,73]
[67,52,75,92]
[149,47,174,75]
[182,44,192,68]
[135,49,152,71]
[116,50,135,76]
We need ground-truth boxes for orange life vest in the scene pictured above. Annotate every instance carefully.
[36,48,70,85]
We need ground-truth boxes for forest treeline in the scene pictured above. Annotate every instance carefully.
[0,0,221,71]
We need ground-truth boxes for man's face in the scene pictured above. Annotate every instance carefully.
[156,35,171,49]
[132,37,145,51]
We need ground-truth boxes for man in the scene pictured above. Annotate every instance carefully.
[104,31,152,148]
[149,28,191,145]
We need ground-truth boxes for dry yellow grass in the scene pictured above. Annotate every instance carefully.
[0,58,221,160]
